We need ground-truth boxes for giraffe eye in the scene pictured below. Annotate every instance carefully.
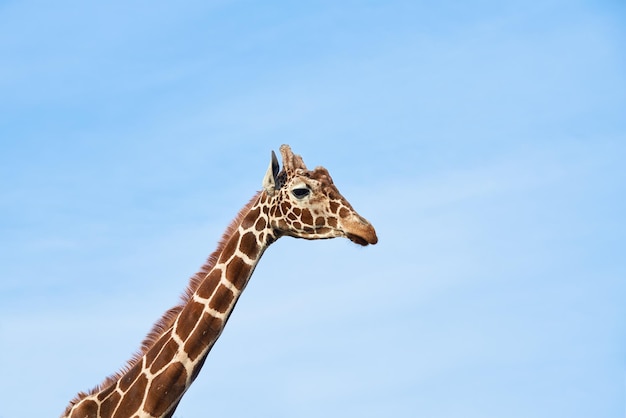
[291,187,310,199]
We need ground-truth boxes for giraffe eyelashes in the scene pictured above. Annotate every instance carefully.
[291,187,310,199]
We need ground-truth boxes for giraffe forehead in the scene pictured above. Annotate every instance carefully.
[286,168,336,192]
[282,165,332,183]
[309,166,333,182]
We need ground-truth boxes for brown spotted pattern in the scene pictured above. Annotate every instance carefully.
[61,145,376,418]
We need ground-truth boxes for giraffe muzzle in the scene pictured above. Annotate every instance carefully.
[342,215,378,246]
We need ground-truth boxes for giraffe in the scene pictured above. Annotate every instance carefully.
[61,144,377,418]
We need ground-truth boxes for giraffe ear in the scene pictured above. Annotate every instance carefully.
[262,150,280,194]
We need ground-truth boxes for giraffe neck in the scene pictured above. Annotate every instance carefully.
[63,192,276,418]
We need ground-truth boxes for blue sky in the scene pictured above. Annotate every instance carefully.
[1,1,624,417]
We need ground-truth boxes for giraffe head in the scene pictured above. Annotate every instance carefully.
[261,144,377,246]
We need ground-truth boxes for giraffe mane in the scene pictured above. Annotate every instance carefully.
[68,192,262,406]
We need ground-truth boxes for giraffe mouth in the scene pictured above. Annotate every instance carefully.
[346,233,373,246]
